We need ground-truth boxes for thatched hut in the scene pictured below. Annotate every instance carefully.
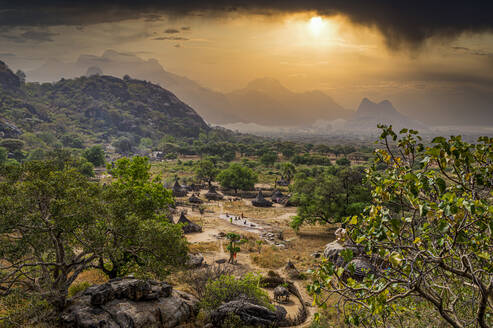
[252,191,272,207]
[271,189,285,203]
[188,193,203,204]
[172,179,188,197]
[205,186,223,201]
[276,176,290,187]
[176,212,202,234]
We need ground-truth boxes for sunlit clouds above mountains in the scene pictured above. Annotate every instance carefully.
[0,1,492,126]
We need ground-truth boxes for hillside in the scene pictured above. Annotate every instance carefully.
[26,51,351,126]
[0,60,209,146]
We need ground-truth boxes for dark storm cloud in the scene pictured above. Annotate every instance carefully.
[0,1,492,48]
[144,14,163,22]
[0,30,58,43]
[164,28,180,34]
[152,36,188,41]
[451,46,492,57]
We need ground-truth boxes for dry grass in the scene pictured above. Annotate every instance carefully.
[72,269,108,286]
[189,241,220,254]
[250,246,286,269]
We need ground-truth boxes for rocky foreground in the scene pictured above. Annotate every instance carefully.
[61,278,198,328]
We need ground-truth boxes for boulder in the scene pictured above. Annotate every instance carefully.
[186,253,204,268]
[210,300,285,327]
[344,258,375,281]
[61,278,198,328]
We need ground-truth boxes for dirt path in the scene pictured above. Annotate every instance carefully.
[181,200,321,327]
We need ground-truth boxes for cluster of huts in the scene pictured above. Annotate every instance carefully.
[251,189,292,207]
[167,177,293,234]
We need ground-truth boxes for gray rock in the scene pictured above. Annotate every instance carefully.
[61,278,198,328]
[344,258,375,281]
[186,253,204,268]
[210,300,283,327]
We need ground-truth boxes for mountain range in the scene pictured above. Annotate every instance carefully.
[23,50,428,132]
[26,50,352,126]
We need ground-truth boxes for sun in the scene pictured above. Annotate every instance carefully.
[308,16,325,36]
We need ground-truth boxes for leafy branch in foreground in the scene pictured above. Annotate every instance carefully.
[310,126,492,328]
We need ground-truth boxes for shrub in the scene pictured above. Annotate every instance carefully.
[68,281,91,298]
[335,157,350,166]
[200,274,272,312]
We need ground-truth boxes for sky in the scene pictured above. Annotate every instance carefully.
[0,1,492,126]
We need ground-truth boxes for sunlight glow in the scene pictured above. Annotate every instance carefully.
[309,16,325,36]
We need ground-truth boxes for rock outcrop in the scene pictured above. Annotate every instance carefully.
[324,239,376,281]
[210,299,286,327]
[61,278,198,328]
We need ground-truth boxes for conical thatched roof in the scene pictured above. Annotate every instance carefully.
[252,191,272,207]
[188,193,203,204]
[177,212,202,234]
[172,179,188,197]
[271,189,284,203]
[205,186,223,200]
[277,176,290,186]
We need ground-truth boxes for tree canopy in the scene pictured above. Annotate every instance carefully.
[290,166,370,230]
[217,163,257,193]
[310,126,493,328]
[0,154,188,319]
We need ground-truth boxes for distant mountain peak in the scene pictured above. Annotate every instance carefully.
[357,97,399,116]
[350,97,428,132]
[245,77,288,94]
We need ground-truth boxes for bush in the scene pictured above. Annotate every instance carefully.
[68,281,91,298]
[200,274,272,312]
[83,145,105,167]
[335,157,350,166]
[0,289,54,327]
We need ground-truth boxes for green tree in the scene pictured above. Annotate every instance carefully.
[195,158,218,187]
[336,157,351,166]
[279,161,296,181]
[260,151,278,167]
[61,134,84,149]
[0,138,24,152]
[0,158,104,312]
[83,145,105,167]
[290,167,369,230]
[310,127,493,328]
[217,163,258,193]
[100,156,188,278]
[113,137,132,154]
[0,146,7,164]
[225,232,245,264]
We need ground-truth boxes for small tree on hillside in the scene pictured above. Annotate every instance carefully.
[260,151,278,167]
[195,158,218,187]
[83,145,105,167]
[217,163,257,194]
[279,162,296,182]
[225,233,246,264]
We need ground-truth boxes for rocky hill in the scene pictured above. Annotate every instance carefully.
[346,98,428,133]
[0,61,209,145]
